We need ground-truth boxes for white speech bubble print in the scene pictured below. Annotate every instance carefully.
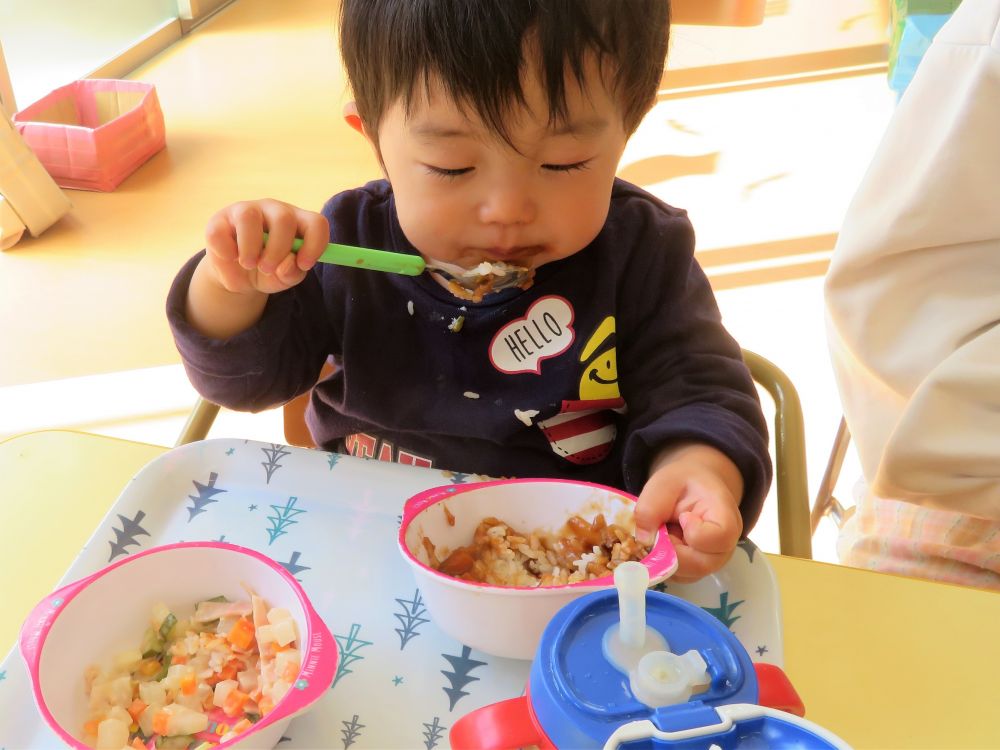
[489,295,575,375]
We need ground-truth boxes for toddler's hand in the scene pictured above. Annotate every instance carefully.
[634,443,744,582]
[203,199,329,295]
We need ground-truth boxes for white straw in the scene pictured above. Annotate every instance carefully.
[614,561,649,649]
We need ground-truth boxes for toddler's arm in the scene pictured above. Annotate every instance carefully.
[635,442,744,582]
[186,199,329,339]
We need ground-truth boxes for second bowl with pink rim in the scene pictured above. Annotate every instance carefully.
[19,541,337,750]
[397,478,677,660]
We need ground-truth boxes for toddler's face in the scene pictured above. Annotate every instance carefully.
[374,56,629,273]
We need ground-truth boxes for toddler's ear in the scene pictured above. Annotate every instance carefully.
[343,101,364,136]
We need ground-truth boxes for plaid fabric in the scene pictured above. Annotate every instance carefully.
[839,490,1000,590]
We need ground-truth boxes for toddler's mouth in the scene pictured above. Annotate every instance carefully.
[425,258,536,302]
[481,245,541,262]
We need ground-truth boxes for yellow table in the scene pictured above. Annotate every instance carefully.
[2,430,998,748]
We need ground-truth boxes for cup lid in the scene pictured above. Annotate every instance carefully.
[528,589,757,748]
[604,704,852,749]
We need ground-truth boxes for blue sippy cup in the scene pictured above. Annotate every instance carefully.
[451,562,852,749]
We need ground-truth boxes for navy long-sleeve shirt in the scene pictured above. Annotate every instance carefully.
[167,179,772,531]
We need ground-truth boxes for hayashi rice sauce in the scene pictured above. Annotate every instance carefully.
[425,514,649,587]
[445,266,536,303]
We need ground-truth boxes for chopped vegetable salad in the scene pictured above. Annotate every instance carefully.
[82,591,300,749]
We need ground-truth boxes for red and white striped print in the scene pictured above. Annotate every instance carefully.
[537,398,625,465]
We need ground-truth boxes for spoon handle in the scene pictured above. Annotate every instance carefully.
[264,233,426,276]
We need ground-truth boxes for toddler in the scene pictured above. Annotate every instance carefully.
[167,0,772,581]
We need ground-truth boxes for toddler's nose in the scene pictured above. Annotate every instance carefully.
[478,184,535,226]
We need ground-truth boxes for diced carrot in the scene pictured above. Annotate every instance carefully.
[258,695,274,716]
[222,688,250,717]
[180,673,197,695]
[227,617,255,650]
[217,660,240,683]
[83,720,100,736]
[127,698,148,722]
[130,739,146,750]
[172,654,188,665]
[152,710,170,735]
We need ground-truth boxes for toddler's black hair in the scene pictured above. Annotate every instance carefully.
[339,0,670,147]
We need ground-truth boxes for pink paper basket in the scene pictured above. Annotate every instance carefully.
[13,79,166,192]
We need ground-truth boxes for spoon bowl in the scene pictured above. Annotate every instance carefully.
[426,258,535,301]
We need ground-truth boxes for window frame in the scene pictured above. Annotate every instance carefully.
[0,40,15,116]
[177,0,234,33]
[0,0,235,113]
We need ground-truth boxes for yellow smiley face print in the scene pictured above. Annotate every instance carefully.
[578,316,620,401]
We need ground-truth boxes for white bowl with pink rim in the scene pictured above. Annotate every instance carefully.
[19,541,338,750]
[398,478,677,660]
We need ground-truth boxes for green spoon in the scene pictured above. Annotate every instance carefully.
[265,232,534,294]
[269,233,426,275]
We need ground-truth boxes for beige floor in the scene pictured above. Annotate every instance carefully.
[0,0,897,563]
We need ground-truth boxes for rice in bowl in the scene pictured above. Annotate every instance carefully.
[424,513,650,587]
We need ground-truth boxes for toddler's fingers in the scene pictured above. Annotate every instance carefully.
[669,535,735,582]
[634,470,686,546]
[274,253,306,287]
[205,213,240,264]
[256,201,301,274]
[230,202,266,270]
[677,509,741,556]
[204,215,253,292]
[292,211,330,272]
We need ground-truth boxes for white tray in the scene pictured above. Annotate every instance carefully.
[0,438,783,749]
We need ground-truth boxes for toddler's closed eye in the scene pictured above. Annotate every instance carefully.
[425,165,473,179]
[542,159,592,173]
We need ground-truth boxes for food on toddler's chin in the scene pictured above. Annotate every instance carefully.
[444,263,536,303]
[81,591,300,750]
[427,514,650,587]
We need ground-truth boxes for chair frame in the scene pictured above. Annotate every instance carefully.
[811,415,853,533]
[175,397,220,447]
[741,349,812,559]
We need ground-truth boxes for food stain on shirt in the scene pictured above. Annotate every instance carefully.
[514,408,540,426]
